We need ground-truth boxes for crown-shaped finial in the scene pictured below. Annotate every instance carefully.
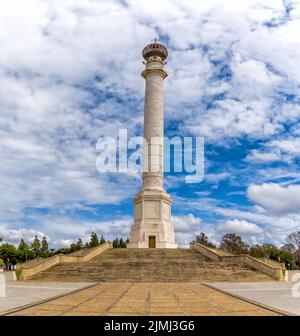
[142,38,168,62]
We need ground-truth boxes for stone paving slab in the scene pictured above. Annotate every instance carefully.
[210,282,300,316]
[8,283,282,316]
[0,281,93,315]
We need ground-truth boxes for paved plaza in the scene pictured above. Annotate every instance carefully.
[0,276,92,315]
[211,281,300,316]
[7,283,283,316]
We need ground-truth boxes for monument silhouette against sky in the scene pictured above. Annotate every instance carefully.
[128,40,177,248]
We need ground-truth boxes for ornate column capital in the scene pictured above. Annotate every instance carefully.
[141,67,168,79]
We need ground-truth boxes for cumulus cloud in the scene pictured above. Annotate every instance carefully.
[205,172,230,184]
[173,213,202,233]
[0,225,47,244]
[248,183,300,215]
[173,213,208,247]
[217,219,263,236]
[245,149,281,163]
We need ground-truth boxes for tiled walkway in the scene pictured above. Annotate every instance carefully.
[9,283,281,316]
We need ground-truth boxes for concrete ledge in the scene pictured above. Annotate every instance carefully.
[203,283,293,316]
[17,242,112,280]
[190,242,232,261]
[191,242,284,281]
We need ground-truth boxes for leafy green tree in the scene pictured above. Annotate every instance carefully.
[0,243,17,265]
[41,236,49,257]
[31,236,41,258]
[99,235,106,245]
[249,244,267,258]
[89,232,99,248]
[220,233,249,254]
[49,248,56,256]
[113,238,120,248]
[119,238,127,248]
[17,239,32,262]
[264,244,297,269]
[113,238,127,248]
[70,238,84,253]
[193,232,216,248]
[77,238,84,249]
[54,247,71,255]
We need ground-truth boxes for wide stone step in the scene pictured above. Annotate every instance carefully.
[30,248,273,283]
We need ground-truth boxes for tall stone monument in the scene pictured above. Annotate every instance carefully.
[128,41,177,248]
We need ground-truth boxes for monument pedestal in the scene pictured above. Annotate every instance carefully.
[128,189,177,248]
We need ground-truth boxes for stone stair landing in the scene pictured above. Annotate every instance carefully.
[30,248,273,283]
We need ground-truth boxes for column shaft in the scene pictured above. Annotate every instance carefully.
[142,71,165,190]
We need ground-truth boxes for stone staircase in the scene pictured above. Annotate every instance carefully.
[30,248,273,283]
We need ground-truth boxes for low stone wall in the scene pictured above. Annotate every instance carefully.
[17,242,112,280]
[191,242,284,281]
[190,242,223,261]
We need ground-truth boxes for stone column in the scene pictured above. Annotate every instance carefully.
[128,41,177,249]
[142,59,166,191]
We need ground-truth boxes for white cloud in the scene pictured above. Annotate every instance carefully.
[248,183,300,215]
[172,213,213,247]
[245,149,281,163]
[176,193,300,246]
[0,225,47,244]
[172,213,202,233]
[270,137,300,157]
[217,219,263,235]
[205,172,230,184]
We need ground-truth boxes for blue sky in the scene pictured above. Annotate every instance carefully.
[1,0,300,247]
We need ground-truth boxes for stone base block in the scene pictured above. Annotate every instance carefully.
[128,189,177,249]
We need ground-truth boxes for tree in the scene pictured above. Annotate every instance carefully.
[77,238,84,249]
[249,244,266,258]
[119,238,126,248]
[0,243,17,265]
[220,233,249,254]
[17,239,32,262]
[113,238,120,248]
[193,232,216,248]
[99,235,106,245]
[49,248,56,256]
[89,232,99,248]
[113,238,127,248]
[31,236,41,258]
[263,244,297,269]
[41,236,49,257]
[281,243,296,254]
[54,247,71,255]
[70,238,84,253]
[286,231,300,266]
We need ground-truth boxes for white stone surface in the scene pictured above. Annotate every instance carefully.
[128,45,177,249]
